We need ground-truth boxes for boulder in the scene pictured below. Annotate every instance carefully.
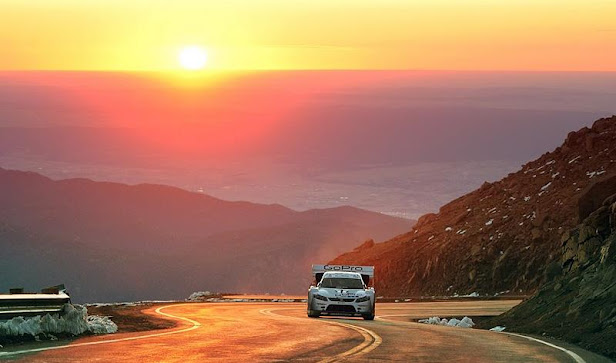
[585,133,598,152]
[354,239,375,252]
[415,213,437,229]
[578,173,616,222]
[592,116,615,133]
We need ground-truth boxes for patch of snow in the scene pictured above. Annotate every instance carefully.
[447,318,461,326]
[485,219,494,226]
[418,316,475,328]
[490,326,506,332]
[0,304,117,337]
[551,172,560,179]
[568,156,581,164]
[187,291,214,301]
[87,315,118,334]
[445,227,452,232]
[428,235,435,241]
[460,292,480,297]
[524,196,531,202]
[540,182,552,191]
[487,207,497,214]
[457,317,475,328]
[456,229,467,235]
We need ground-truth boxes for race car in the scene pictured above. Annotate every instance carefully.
[307,264,375,320]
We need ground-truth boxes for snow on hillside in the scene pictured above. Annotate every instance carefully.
[0,304,117,338]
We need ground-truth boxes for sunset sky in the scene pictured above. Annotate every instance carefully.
[2,0,615,71]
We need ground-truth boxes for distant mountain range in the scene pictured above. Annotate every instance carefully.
[0,169,413,302]
[331,116,616,297]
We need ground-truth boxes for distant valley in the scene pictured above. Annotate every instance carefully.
[0,168,413,302]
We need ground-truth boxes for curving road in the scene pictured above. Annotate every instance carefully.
[1,301,608,362]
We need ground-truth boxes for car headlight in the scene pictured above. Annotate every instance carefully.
[356,296,371,302]
[313,294,328,301]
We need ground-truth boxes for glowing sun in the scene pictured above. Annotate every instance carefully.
[178,46,208,70]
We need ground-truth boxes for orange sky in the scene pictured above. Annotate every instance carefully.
[2,0,615,71]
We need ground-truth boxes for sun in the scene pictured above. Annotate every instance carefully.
[178,46,208,70]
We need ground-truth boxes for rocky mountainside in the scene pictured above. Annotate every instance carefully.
[331,116,616,297]
[0,169,413,302]
[484,176,616,359]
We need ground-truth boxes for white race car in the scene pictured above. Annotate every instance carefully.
[307,265,375,320]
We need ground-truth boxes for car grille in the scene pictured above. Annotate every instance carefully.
[326,305,356,313]
[327,298,356,302]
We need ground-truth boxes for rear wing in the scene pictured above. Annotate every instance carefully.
[312,265,374,286]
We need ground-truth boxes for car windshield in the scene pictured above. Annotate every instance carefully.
[320,277,364,289]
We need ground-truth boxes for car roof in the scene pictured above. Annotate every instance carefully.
[322,271,363,279]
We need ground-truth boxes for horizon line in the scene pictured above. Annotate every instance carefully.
[2,69,616,74]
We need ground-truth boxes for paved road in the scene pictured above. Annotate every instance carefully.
[1,300,608,362]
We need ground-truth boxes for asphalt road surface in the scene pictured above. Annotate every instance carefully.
[1,300,609,362]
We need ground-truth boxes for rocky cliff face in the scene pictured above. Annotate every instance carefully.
[484,177,616,359]
[331,116,616,297]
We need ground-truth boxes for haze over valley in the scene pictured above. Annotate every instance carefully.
[2,71,615,219]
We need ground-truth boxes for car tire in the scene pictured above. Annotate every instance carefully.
[307,310,320,318]
[363,313,375,320]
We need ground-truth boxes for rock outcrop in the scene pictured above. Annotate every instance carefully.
[331,116,616,297]
[484,185,616,359]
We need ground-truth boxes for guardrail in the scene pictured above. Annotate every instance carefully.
[0,285,71,319]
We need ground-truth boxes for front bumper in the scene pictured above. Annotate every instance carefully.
[309,298,373,316]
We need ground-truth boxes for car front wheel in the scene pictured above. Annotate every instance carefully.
[307,309,320,318]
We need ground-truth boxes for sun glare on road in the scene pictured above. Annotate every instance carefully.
[178,46,208,70]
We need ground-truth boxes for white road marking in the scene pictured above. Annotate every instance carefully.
[376,314,586,363]
[259,307,382,362]
[0,304,200,358]
[503,332,586,363]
